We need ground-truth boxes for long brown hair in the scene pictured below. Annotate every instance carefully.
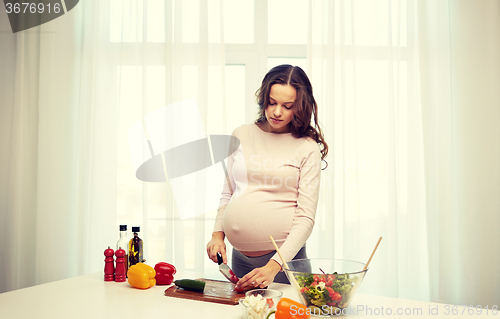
[255,65,328,166]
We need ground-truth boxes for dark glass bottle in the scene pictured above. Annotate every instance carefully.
[128,226,144,267]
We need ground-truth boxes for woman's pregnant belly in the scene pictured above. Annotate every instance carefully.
[223,192,296,252]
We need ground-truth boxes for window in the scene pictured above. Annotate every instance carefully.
[109,0,411,273]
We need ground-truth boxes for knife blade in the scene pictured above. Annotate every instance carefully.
[217,252,238,284]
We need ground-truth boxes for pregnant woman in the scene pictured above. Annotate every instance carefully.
[206,64,328,290]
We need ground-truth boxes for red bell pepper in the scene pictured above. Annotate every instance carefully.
[266,298,310,319]
[154,262,176,285]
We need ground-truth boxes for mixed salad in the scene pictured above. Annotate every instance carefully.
[293,272,359,315]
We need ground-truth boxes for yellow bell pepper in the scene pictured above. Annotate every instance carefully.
[127,263,156,289]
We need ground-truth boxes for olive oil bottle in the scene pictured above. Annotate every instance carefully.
[128,226,144,266]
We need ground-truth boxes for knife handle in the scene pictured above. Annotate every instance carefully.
[216,252,223,265]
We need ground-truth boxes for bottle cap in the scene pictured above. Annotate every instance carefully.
[119,225,127,231]
[132,226,140,233]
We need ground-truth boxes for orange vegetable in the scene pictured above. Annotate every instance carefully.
[266,298,310,319]
[127,263,156,289]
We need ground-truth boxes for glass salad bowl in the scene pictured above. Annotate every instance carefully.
[284,259,368,317]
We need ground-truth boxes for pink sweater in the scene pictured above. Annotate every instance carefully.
[213,124,321,266]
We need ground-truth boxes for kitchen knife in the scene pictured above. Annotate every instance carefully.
[217,252,238,284]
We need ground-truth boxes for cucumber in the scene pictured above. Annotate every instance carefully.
[174,279,206,292]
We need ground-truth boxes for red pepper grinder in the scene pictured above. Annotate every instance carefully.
[114,248,127,282]
[104,246,115,281]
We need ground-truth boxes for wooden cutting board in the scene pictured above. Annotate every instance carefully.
[164,278,246,305]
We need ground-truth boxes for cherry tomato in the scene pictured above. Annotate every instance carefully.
[325,287,335,297]
[333,292,342,301]
[266,298,274,308]
[234,286,244,293]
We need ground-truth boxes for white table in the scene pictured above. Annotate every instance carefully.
[0,271,497,318]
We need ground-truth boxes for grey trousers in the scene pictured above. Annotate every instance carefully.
[231,246,308,284]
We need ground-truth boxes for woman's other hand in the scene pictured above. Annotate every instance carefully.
[235,259,281,290]
[206,231,227,263]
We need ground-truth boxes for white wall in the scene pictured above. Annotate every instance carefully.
[451,0,500,306]
[0,8,18,293]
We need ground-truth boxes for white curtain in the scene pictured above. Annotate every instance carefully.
[304,0,500,306]
[417,0,500,306]
[0,0,121,291]
[1,0,498,307]
[305,0,431,302]
[0,0,228,292]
